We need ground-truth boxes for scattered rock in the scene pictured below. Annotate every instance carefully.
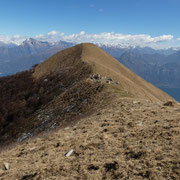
[104,161,119,172]
[127,122,133,127]
[29,147,36,151]
[55,142,60,147]
[101,123,109,127]
[88,164,99,171]
[83,99,88,104]
[154,120,159,123]
[50,123,56,129]
[91,74,101,80]
[21,172,37,179]
[125,151,145,160]
[103,128,108,132]
[107,77,113,81]
[3,162,10,170]
[17,132,32,142]
[133,101,139,104]
[164,101,174,107]
[65,149,74,157]
[17,151,25,157]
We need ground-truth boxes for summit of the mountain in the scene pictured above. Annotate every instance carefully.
[33,43,173,102]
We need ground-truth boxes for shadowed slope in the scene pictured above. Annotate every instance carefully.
[0,45,96,146]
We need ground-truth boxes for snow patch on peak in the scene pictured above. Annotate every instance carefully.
[22,38,39,46]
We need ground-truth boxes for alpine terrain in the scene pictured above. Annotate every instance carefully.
[0,43,179,179]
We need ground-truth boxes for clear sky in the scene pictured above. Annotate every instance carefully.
[0,0,180,47]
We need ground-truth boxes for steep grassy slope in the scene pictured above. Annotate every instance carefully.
[0,43,179,179]
[34,43,173,102]
[80,43,174,102]
[0,43,174,146]
[0,44,99,146]
[0,97,179,179]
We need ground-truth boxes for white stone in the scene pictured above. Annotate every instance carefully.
[65,149,74,157]
[29,147,36,151]
[4,162,10,170]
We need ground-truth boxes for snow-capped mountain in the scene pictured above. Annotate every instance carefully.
[21,38,51,47]
[0,38,180,91]
[0,38,74,76]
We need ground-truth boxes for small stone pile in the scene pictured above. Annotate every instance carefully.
[90,74,119,85]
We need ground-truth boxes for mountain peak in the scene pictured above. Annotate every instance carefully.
[33,43,173,102]
[22,38,40,46]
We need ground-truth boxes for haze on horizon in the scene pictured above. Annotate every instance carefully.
[0,0,180,48]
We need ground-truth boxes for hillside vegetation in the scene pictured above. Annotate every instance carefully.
[0,43,179,179]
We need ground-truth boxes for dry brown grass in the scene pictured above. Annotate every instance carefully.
[0,97,179,179]
[34,43,174,102]
[0,43,179,179]
[80,43,174,102]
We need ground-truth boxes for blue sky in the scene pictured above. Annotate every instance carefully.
[0,0,180,48]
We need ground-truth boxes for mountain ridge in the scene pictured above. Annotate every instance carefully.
[33,43,173,102]
[0,43,174,146]
[0,43,179,179]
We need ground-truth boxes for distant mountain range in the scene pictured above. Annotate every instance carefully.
[0,38,74,76]
[116,50,180,88]
[0,38,180,89]
[97,45,180,89]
